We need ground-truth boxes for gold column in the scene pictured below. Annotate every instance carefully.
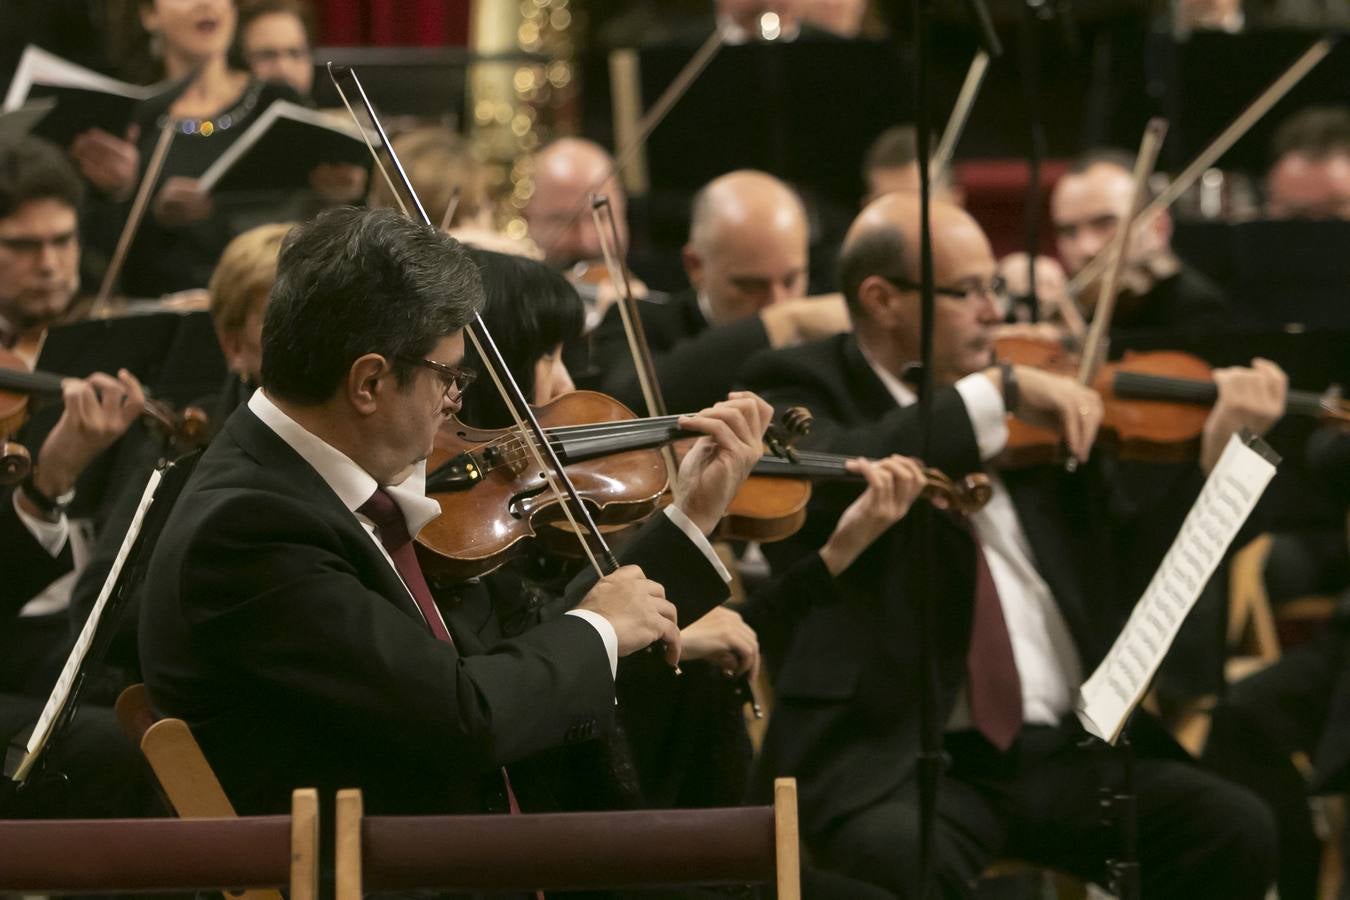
[468,0,579,240]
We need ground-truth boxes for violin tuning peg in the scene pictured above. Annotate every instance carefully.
[780,406,813,440]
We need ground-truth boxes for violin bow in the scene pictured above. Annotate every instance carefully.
[1066,37,1335,299]
[930,49,990,181]
[328,63,620,580]
[589,195,679,484]
[1076,117,1168,388]
[535,27,725,258]
[93,122,176,315]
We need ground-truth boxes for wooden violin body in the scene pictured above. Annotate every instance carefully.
[997,336,1349,466]
[418,391,671,579]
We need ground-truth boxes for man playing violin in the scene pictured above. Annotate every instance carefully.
[1265,105,1350,221]
[525,138,652,325]
[139,207,775,819]
[591,169,849,414]
[1045,148,1228,335]
[0,136,150,660]
[740,191,1286,898]
[1,135,157,816]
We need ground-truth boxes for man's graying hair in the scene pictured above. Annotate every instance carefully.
[261,207,484,404]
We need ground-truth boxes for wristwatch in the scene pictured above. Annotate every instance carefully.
[997,361,1019,413]
[19,473,75,520]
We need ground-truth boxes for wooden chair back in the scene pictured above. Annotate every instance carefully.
[0,788,318,897]
[336,777,801,899]
[114,683,288,900]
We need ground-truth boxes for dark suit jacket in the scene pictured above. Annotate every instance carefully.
[591,289,772,414]
[139,404,728,817]
[0,489,72,622]
[738,334,1199,844]
[1113,259,1228,336]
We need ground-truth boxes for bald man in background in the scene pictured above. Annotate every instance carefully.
[523,138,652,329]
[590,169,848,414]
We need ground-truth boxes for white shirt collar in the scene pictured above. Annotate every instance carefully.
[695,289,714,326]
[247,389,442,538]
[859,343,918,408]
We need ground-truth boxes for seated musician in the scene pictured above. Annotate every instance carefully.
[591,169,848,414]
[0,138,154,815]
[1041,148,1228,335]
[739,191,1285,898]
[0,136,151,683]
[138,208,773,818]
[524,137,650,324]
[441,247,766,813]
[1265,105,1350,221]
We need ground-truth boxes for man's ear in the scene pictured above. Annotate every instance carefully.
[681,244,705,292]
[857,274,902,329]
[139,2,160,34]
[347,353,388,415]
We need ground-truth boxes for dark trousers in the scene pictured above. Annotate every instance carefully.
[817,721,1277,900]
[1,695,159,819]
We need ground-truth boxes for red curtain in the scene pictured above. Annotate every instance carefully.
[315,0,471,47]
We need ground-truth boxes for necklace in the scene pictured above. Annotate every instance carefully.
[158,80,264,137]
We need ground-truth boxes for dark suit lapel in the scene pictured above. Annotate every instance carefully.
[673,289,710,342]
[840,337,903,420]
[1002,470,1098,663]
[222,406,428,626]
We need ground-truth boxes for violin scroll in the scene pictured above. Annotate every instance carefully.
[765,406,812,463]
[920,467,993,516]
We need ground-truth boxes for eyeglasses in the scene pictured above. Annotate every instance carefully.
[881,274,1009,304]
[397,355,477,398]
[245,47,312,65]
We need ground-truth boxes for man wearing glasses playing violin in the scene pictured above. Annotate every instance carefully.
[139,206,775,820]
[1,136,153,818]
[740,191,1287,899]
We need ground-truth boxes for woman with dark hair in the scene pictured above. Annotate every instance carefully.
[446,248,768,815]
[457,248,586,428]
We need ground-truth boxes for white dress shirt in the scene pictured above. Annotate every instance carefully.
[249,391,732,682]
[13,490,69,557]
[861,352,1083,726]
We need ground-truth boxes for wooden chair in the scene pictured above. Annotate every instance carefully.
[115,683,285,900]
[0,787,318,896]
[335,777,802,898]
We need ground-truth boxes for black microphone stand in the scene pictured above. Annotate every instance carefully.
[1017,0,1051,324]
[911,2,1001,893]
[910,0,940,892]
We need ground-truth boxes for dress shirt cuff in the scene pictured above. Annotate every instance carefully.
[12,490,68,557]
[565,609,619,681]
[662,505,732,583]
[955,372,1010,461]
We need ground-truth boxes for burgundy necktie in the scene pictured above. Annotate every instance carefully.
[966,532,1023,751]
[359,487,453,644]
[359,488,533,829]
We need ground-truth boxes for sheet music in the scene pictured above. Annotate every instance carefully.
[1076,434,1279,743]
[11,469,162,783]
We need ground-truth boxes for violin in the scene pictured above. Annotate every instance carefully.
[0,345,210,484]
[416,391,995,578]
[995,336,1350,466]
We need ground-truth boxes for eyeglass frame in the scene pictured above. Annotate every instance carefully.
[395,354,478,398]
[878,273,1009,304]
